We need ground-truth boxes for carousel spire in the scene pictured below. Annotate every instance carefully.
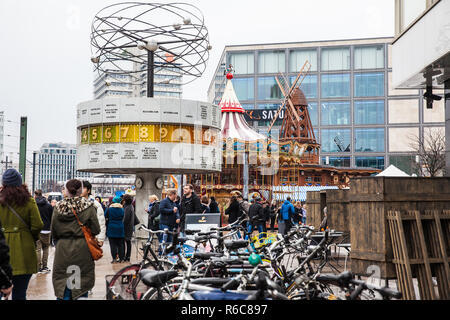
[219,65,245,114]
[219,64,266,141]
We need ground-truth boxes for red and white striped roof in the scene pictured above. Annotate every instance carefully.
[220,73,266,142]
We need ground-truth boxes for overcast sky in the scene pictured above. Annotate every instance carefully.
[0,0,394,163]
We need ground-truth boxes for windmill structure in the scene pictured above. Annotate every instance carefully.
[268,61,321,164]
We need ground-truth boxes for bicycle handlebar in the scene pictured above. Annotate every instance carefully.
[139,225,179,235]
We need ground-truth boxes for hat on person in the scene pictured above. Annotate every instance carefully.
[2,168,23,187]
[112,196,122,204]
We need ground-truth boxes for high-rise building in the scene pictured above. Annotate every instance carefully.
[208,37,446,174]
[93,55,183,100]
[37,143,92,192]
[392,0,449,175]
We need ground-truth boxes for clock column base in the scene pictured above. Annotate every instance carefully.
[135,172,163,239]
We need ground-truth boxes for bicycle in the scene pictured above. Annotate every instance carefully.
[106,226,178,300]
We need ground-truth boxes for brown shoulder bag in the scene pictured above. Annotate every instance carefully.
[71,208,103,261]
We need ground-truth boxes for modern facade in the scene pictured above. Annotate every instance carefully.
[37,143,92,192]
[392,0,449,175]
[93,54,183,100]
[208,37,446,174]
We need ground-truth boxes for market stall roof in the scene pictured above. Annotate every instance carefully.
[376,165,410,177]
[219,72,266,142]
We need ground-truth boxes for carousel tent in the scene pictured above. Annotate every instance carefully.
[376,165,410,177]
[219,73,266,142]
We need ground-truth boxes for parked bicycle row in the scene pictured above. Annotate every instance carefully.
[107,213,401,301]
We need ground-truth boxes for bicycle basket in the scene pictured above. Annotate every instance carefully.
[106,274,146,300]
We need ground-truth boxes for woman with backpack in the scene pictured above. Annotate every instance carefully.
[0,169,43,300]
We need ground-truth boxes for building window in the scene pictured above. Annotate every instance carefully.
[289,49,318,72]
[354,72,384,97]
[241,104,254,110]
[354,128,385,152]
[356,156,385,169]
[257,77,282,100]
[321,73,350,98]
[354,45,384,69]
[389,155,416,175]
[321,101,351,125]
[258,103,279,110]
[228,52,254,74]
[232,78,254,101]
[258,51,285,74]
[321,47,350,71]
[322,156,351,167]
[308,103,318,126]
[290,75,317,99]
[321,129,351,153]
[354,100,385,124]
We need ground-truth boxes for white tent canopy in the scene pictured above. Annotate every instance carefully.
[376,165,410,177]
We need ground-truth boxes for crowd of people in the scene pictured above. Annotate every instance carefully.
[0,167,310,301]
[223,191,308,239]
[0,169,141,300]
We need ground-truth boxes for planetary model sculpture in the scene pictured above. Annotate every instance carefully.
[77,2,220,228]
[90,2,211,97]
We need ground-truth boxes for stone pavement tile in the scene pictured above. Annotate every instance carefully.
[25,240,143,300]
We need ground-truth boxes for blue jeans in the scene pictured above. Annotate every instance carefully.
[159,224,175,254]
[11,274,32,300]
[245,223,264,240]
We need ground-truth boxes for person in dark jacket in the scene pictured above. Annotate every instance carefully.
[293,202,302,226]
[200,195,210,214]
[122,194,136,262]
[246,198,265,240]
[33,189,53,273]
[104,196,125,263]
[145,195,159,231]
[262,201,271,233]
[225,195,241,224]
[0,222,13,299]
[158,189,180,244]
[209,197,220,214]
[269,200,278,233]
[179,184,202,233]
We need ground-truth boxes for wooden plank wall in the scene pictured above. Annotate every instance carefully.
[349,177,450,279]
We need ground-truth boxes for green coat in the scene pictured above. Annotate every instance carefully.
[51,197,100,300]
[0,198,43,276]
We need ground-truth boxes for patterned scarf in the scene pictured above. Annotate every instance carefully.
[55,196,92,215]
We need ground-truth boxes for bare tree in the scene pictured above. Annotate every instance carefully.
[410,128,446,177]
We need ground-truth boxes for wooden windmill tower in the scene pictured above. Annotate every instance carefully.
[268,61,320,164]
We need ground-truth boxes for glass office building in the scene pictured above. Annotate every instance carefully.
[208,37,446,174]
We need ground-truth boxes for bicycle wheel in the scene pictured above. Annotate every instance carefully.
[140,281,182,300]
[107,260,175,300]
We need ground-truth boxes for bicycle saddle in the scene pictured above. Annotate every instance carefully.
[224,240,248,250]
[140,270,179,288]
[191,278,233,287]
[192,252,222,260]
